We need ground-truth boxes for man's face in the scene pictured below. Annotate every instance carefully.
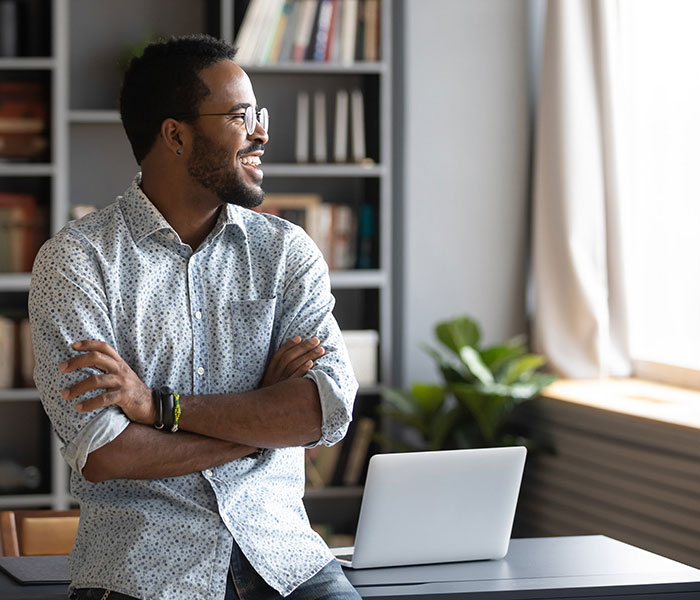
[186,60,268,208]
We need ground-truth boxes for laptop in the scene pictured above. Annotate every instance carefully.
[331,446,526,569]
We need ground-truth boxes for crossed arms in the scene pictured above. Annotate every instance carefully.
[58,337,326,483]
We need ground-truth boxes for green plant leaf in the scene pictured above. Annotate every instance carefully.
[501,354,546,384]
[410,383,446,416]
[422,344,474,383]
[380,387,418,416]
[480,343,527,375]
[459,346,494,384]
[427,405,462,450]
[452,384,510,442]
[435,316,480,355]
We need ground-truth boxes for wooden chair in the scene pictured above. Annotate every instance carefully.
[0,509,80,556]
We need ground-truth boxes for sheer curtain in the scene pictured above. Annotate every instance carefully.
[531,0,630,377]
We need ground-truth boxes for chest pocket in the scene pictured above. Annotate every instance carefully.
[230,297,277,390]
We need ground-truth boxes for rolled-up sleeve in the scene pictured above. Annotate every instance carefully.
[29,228,129,474]
[275,226,358,447]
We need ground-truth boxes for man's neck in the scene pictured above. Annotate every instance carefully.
[140,169,221,250]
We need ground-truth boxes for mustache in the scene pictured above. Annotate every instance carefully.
[238,144,265,157]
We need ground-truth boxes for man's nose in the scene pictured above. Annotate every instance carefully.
[250,121,269,145]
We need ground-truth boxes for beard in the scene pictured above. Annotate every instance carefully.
[186,127,264,209]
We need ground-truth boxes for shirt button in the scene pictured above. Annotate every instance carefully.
[197,367,204,375]
[167,232,175,241]
[204,469,213,477]
[195,311,202,319]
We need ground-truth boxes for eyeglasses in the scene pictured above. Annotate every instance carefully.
[175,105,269,135]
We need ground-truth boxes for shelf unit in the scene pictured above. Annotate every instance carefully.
[0,0,393,516]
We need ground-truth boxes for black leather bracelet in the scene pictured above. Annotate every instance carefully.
[160,386,175,431]
[153,388,164,430]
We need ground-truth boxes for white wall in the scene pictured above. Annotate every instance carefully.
[399,0,531,385]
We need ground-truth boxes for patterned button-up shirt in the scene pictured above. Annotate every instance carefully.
[28,174,358,599]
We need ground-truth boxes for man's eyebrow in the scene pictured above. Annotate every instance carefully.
[227,102,252,112]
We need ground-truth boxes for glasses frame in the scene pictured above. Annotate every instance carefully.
[174,105,269,135]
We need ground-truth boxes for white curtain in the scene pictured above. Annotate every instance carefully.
[532,0,630,378]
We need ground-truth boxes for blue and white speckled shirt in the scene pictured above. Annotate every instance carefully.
[28,174,358,599]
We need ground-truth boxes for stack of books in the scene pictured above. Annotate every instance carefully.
[0,315,34,389]
[0,192,45,273]
[0,81,49,162]
[235,0,381,66]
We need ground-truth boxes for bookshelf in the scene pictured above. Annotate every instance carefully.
[0,0,393,527]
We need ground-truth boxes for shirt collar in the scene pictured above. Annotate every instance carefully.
[119,173,247,245]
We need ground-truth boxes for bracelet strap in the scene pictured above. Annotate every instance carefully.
[153,388,164,430]
[161,386,175,431]
[171,393,181,433]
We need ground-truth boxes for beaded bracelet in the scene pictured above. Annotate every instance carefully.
[171,393,181,433]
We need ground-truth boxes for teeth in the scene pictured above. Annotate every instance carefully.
[241,155,261,166]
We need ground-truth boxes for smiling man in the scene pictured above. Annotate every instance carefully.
[28,35,360,600]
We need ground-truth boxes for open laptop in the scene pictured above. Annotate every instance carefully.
[331,446,526,569]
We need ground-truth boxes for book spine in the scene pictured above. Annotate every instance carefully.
[312,0,334,62]
[295,91,310,163]
[313,91,327,163]
[350,88,366,163]
[340,0,358,65]
[333,89,349,163]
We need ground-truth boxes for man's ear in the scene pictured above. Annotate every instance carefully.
[160,118,188,157]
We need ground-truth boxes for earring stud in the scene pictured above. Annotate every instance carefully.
[176,148,183,155]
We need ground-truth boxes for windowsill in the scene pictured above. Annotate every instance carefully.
[541,378,700,431]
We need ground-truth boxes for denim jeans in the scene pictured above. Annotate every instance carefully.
[225,538,361,600]
[71,539,360,600]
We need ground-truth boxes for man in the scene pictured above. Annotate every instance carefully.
[29,35,360,599]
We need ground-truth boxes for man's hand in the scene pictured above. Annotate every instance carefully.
[59,340,154,424]
[260,336,324,388]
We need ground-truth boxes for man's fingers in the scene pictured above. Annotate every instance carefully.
[277,337,320,364]
[75,390,120,413]
[63,373,119,402]
[282,346,324,378]
[59,351,119,375]
[290,360,314,378]
[70,339,122,363]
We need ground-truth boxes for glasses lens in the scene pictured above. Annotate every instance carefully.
[259,108,269,133]
[244,106,256,135]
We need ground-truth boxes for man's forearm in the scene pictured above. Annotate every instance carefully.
[177,377,322,448]
[82,422,257,483]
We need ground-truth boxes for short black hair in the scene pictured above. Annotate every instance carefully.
[119,34,237,164]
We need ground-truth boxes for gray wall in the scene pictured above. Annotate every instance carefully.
[398,0,531,385]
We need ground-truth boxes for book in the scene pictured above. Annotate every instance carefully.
[364,0,379,61]
[295,91,310,163]
[330,204,356,269]
[251,0,284,64]
[293,0,318,62]
[304,0,324,61]
[305,441,343,488]
[355,0,366,61]
[333,89,349,163]
[0,0,18,57]
[233,0,265,64]
[350,88,366,163]
[257,194,322,237]
[20,318,34,387]
[0,316,14,388]
[0,192,40,272]
[0,205,25,272]
[342,417,376,485]
[357,203,375,269]
[340,0,358,64]
[312,0,334,61]
[325,0,340,62]
[278,0,302,62]
[267,0,294,64]
[0,81,49,162]
[313,91,328,163]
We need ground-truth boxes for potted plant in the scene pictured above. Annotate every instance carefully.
[380,315,555,451]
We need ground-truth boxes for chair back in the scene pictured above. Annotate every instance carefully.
[0,509,80,556]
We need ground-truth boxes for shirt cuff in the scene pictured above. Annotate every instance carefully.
[59,408,130,474]
[303,369,356,448]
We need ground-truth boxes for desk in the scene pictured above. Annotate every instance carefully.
[2,536,699,599]
[344,536,700,599]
